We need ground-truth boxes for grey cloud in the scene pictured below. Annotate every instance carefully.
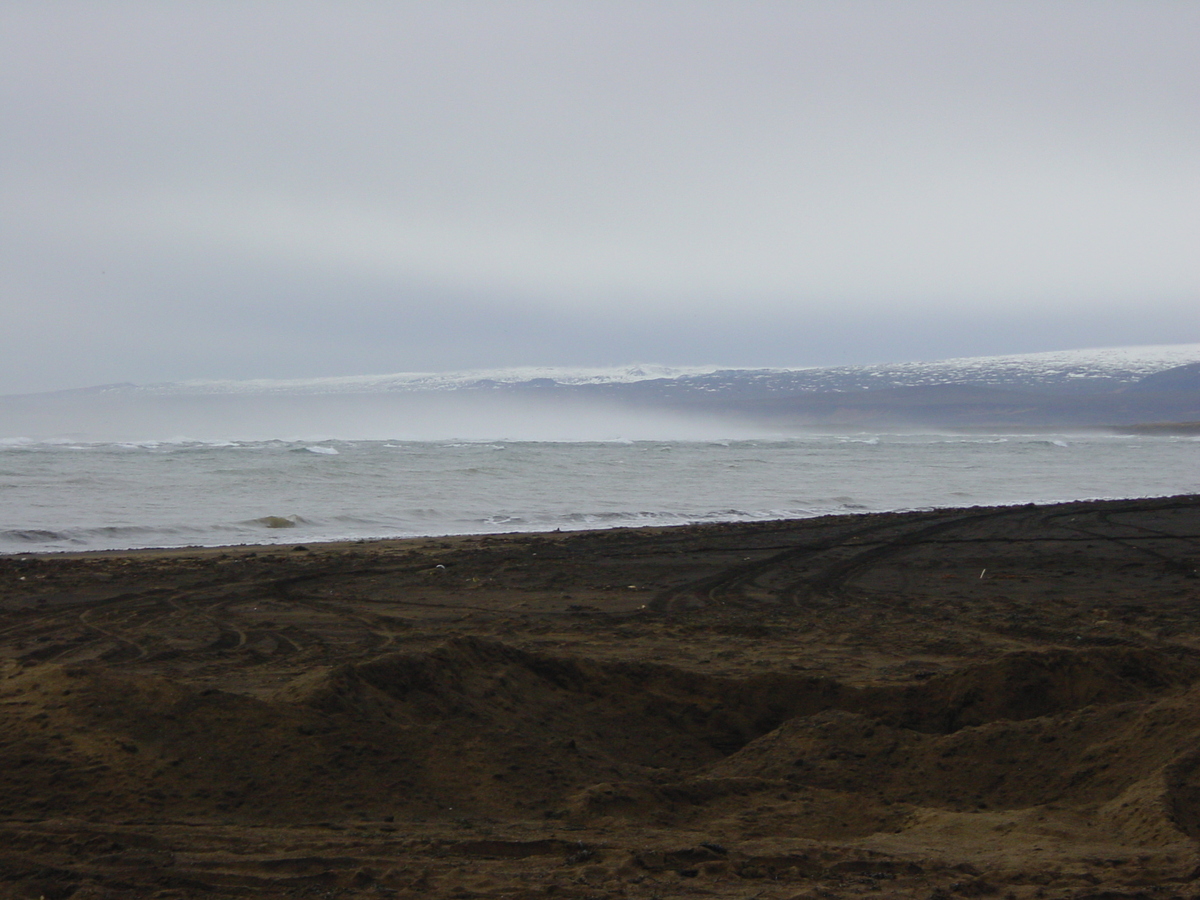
[1,1,1197,393]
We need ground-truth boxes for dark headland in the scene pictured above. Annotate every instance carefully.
[3,495,1200,898]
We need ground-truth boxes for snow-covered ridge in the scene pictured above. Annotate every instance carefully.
[26,343,1200,398]
[749,343,1200,394]
[131,364,738,395]
[861,343,1200,382]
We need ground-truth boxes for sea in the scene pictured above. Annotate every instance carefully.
[1,433,1197,554]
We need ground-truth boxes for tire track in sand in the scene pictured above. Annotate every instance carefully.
[648,512,959,614]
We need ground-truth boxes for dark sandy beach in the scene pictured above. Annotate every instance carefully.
[3,495,1200,899]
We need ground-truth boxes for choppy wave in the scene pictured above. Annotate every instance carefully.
[0,434,1196,554]
[0,503,882,555]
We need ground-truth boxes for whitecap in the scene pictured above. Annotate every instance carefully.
[246,515,309,529]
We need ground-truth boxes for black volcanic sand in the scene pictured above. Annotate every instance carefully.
[2,496,1200,899]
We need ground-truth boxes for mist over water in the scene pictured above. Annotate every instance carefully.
[1,434,1196,554]
[0,391,765,443]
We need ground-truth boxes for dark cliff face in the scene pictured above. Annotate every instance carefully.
[680,385,1199,430]
[1127,362,1200,393]
[779,386,1200,429]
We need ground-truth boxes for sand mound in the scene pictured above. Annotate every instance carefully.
[0,663,317,821]
[858,646,1200,733]
[2,639,789,824]
[286,635,763,762]
[7,637,1200,849]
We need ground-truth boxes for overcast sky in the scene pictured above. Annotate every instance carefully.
[2,1,1197,394]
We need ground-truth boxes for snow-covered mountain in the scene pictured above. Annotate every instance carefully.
[4,344,1198,439]
[65,342,1200,398]
[673,343,1200,396]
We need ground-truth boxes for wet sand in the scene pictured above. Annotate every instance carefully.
[2,495,1200,899]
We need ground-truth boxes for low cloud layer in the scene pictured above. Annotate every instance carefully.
[2,1,1197,393]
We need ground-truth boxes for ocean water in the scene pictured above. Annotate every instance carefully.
[0,434,1196,554]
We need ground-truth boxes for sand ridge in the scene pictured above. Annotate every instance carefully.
[2,496,1200,898]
